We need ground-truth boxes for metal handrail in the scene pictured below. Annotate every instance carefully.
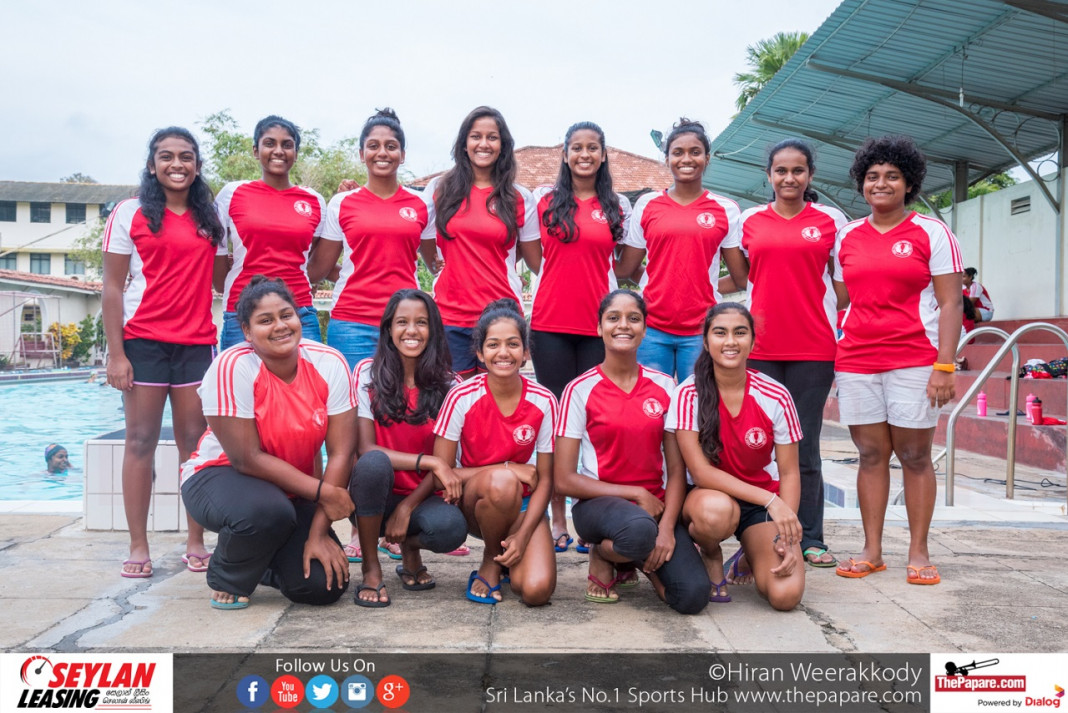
[945,322,1068,508]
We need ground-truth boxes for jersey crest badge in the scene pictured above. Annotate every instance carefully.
[642,398,665,419]
[513,424,536,446]
[800,226,822,242]
[591,209,607,224]
[312,408,327,429]
[293,200,313,217]
[891,240,914,258]
[744,427,768,449]
[696,212,716,229]
[399,206,418,222]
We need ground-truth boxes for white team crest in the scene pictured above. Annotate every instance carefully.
[399,206,418,222]
[513,424,536,446]
[591,209,607,224]
[642,398,665,419]
[800,226,822,242]
[744,427,768,449]
[891,240,914,258]
[293,200,313,217]
[696,212,716,229]
[312,408,327,429]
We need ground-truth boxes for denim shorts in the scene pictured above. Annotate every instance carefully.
[327,318,380,370]
[636,326,703,381]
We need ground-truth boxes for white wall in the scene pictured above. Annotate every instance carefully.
[0,201,103,278]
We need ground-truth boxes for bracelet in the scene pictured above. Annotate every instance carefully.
[932,362,956,373]
[314,478,324,504]
[415,454,423,474]
[765,493,777,509]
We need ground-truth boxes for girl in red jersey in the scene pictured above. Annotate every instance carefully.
[733,139,848,568]
[833,136,963,586]
[216,115,327,350]
[102,127,227,579]
[669,303,806,611]
[530,120,632,553]
[348,289,468,607]
[615,118,748,381]
[419,107,541,377]
[309,109,432,369]
[181,277,357,609]
[433,299,557,605]
[556,289,711,613]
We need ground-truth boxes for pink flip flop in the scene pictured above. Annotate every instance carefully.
[444,544,471,556]
[182,553,211,573]
[121,558,153,579]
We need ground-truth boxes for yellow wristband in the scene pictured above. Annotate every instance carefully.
[932,362,956,373]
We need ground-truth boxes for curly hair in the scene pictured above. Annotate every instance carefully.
[542,121,625,244]
[234,275,298,327]
[138,127,223,244]
[849,135,926,205]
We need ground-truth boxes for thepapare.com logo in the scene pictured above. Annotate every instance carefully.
[15,655,156,709]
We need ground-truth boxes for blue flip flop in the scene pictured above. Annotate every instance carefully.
[575,540,591,554]
[466,571,501,604]
[554,533,574,553]
[210,595,249,610]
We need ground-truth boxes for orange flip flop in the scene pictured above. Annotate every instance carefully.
[836,558,887,578]
[907,564,941,585]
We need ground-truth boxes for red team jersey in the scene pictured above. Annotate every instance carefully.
[434,374,557,495]
[215,180,326,310]
[621,190,741,335]
[556,365,676,501]
[668,371,802,494]
[740,202,848,361]
[181,340,355,485]
[354,359,461,495]
[421,178,539,327]
[834,212,964,373]
[967,281,994,312]
[323,186,431,325]
[102,198,223,344]
[530,188,632,335]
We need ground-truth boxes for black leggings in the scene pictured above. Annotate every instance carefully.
[352,450,467,552]
[571,496,710,615]
[181,465,348,605]
[530,330,606,398]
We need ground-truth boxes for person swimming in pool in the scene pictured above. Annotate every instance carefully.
[45,444,70,474]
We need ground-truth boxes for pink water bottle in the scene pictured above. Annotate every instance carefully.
[1026,393,1036,421]
[977,391,987,417]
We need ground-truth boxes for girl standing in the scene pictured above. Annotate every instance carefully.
[102,127,226,578]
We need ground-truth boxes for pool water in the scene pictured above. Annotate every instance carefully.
[0,381,170,501]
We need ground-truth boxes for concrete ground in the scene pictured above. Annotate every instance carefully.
[1,428,1066,656]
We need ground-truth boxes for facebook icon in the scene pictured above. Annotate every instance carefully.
[237,674,268,709]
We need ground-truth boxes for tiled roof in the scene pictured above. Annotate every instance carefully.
[410,145,672,194]
[0,269,102,294]
[0,181,138,204]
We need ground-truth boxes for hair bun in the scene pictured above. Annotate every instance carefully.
[675,117,704,130]
[480,297,521,318]
[374,107,399,121]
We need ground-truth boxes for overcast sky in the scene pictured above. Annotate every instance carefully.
[4,0,841,185]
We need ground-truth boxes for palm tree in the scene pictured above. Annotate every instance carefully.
[733,31,810,112]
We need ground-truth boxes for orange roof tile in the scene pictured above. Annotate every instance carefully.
[0,269,102,293]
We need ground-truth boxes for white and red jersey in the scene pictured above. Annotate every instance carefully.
[740,202,848,361]
[181,340,355,485]
[102,198,223,345]
[323,186,431,325]
[529,188,632,336]
[621,190,741,335]
[354,358,461,495]
[434,374,556,494]
[834,212,964,373]
[667,371,801,493]
[556,365,675,501]
[421,178,539,327]
[215,180,326,310]
[968,281,995,313]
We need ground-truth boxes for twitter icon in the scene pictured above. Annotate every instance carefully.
[306,674,339,709]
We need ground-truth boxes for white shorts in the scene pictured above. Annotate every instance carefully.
[978,307,994,322]
[835,366,940,429]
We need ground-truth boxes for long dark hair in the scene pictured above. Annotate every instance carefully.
[767,138,819,203]
[434,106,518,244]
[543,121,624,244]
[693,302,754,465]
[369,289,455,426]
[139,127,223,244]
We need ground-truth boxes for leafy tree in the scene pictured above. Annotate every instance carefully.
[68,217,106,274]
[915,173,1018,215]
[733,31,809,112]
[61,172,98,184]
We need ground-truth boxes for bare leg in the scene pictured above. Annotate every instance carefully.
[170,384,210,567]
[355,513,389,605]
[549,493,570,548]
[741,521,805,611]
[683,488,738,599]
[461,467,522,601]
[121,385,168,576]
[506,515,556,606]
[889,425,939,582]
[838,422,892,575]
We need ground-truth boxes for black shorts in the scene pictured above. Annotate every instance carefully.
[735,498,773,539]
[125,338,215,387]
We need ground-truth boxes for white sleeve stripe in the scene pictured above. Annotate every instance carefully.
[435,378,483,430]
[750,376,802,440]
[556,368,600,432]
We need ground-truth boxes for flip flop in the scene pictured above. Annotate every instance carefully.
[396,564,435,591]
[378,543,403,560]
[554,533,574,553]
[836,558,887,579]
[210,595,249,610]
[466,571,501,604]
[121,558,152,579]
[575,539,590,554]
[343,544,362,563]
[182,552,211,573]
[907,564,941,585]
[723,548,751,584]
[354,583,391,608]
[803,547,838,568]
[615,566,639,589]
[585,573,621,604]
[709,578,732,603]
[444,544,471,556]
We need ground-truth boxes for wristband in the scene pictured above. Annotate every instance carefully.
[765,493,777,509]
[932,362,956,373]
[415,454,423,473]
[314,478,324,504]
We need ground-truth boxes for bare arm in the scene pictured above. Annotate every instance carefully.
[518,239,542,275]
[102,252,133,391]
[419,239,441,274]
[212,254,230,295]
[928,271,964,406]
[553,436,663,517]
[357,417,461,504]
[613,245,646,284]
[307,238,343,285]
[719,246,750,296]
[832,278,849,311]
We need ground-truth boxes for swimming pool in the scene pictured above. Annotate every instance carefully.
[0,380,170,501]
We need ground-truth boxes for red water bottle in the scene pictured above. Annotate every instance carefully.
[1031,397,1043,425]
[977,391,987,417]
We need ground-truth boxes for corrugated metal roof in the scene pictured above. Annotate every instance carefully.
[705,0,1068,218]
[0,181,138,204]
